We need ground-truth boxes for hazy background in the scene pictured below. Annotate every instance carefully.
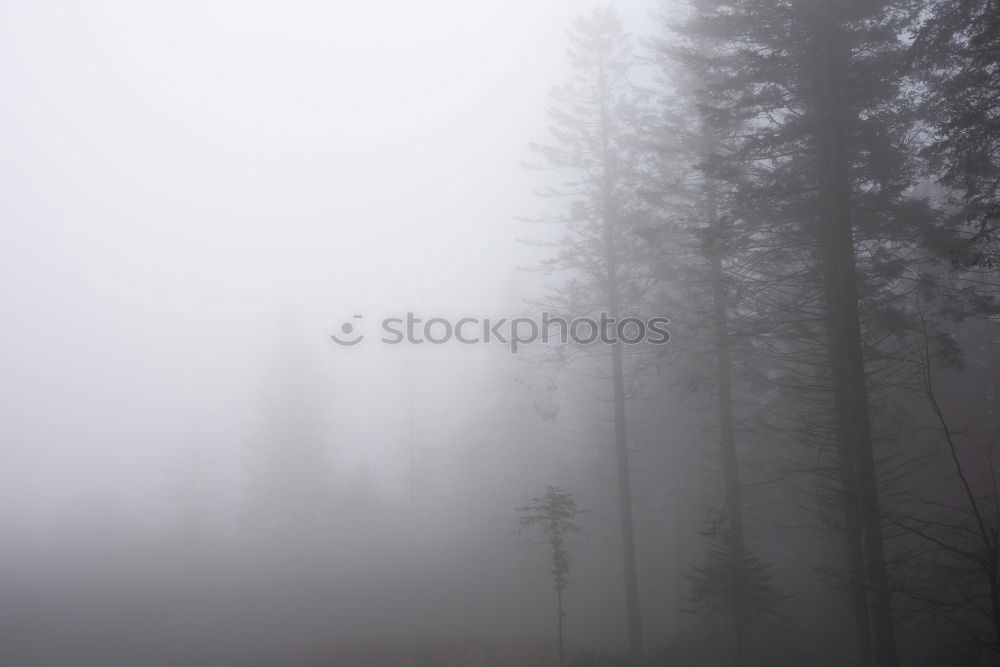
[0,0,650,524]
[0,3,677,663]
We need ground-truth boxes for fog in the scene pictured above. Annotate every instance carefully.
[1,1,999,665]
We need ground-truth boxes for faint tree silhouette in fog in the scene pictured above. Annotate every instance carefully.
[685,513,785,664]
[517,485,587,667]
[523,8,652,660]
[242,317,333,548]
[170,433,215,550]
[645,12,772,661]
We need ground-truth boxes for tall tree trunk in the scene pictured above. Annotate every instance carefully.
[598,42,644,665]
[709,207,749,667]
[702,131,750,666]
[810,7,898,666]
[831,391,876,664]
[557,587,565,667]
[610,337,644,662]
[605,236,644,661]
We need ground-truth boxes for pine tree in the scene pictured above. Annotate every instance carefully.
[664,1,948,663]
[525,8,652,660]
[645,14,770,661]
[686,514,786,663]
[517,486,587,667]
[911,0,1000,269]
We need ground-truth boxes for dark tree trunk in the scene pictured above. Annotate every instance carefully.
[831,390,876,664]
[808,6,898,665]
[557,587,565,667]
[598,41,644,665]
[702,131,750,666]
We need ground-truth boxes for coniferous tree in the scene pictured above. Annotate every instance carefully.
[911,0,1000,269]
[525,8,653,660]
[685,514,785,662]
[517,486,586,667]
[663,1,957,663]
[645,17,786,661]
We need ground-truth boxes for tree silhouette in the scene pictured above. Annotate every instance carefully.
[517,485,587,667]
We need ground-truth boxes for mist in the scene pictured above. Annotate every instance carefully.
[1,1,999,665]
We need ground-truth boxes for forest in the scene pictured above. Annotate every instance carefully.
[0,0,998,665]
